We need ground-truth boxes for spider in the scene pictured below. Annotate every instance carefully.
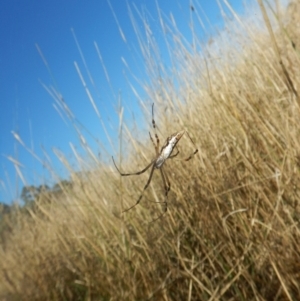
[112,104,198,220]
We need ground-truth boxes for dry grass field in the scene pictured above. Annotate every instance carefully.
[1,0,300,300]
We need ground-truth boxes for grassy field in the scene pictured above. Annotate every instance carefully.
[1,0,300,300]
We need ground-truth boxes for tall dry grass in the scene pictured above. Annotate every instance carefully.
[1,0,300,300]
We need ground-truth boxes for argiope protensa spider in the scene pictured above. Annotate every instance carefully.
[112,104,198,221]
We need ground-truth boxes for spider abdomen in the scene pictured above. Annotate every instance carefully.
[155,155,166,168]
[155,131,185,168]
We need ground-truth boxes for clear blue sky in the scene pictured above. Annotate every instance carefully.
[0,0,246,203]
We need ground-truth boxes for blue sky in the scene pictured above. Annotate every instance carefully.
[0,0,246,203]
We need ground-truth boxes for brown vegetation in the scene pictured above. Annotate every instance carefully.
[1,1,300,300]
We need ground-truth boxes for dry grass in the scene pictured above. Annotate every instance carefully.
[1,1,300,300]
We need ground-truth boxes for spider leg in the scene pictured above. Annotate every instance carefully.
[149,132,159,155]
[150,166,170,222]
[123,164,156,213]
[183,131,198,161]
[163,167,171,193]
[160,166,170,198]
[112,156,154,176]
[169,146,180,159]
[151,103,160,152]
